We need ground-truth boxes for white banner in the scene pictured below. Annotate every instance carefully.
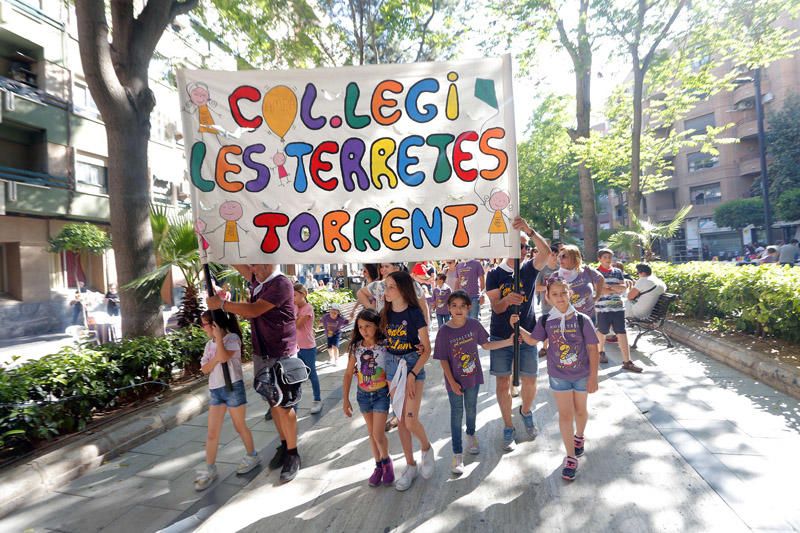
[177,55,519,264]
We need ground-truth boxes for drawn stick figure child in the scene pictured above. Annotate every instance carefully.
[273,152,290,186]
[478,188,512,248]
[195,218,210,259]
[211,201,249,260]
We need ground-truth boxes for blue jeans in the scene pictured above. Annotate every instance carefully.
[436,313,450,327]
[297,347,321,401]
[209,380,247,407]
[448,385,479,454]
[469,296,480,319]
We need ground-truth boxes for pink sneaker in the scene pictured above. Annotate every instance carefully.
[382,457,395,486]
[368,463,383,487]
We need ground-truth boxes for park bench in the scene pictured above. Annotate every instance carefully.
[313,300,360,352]
[626,293,678,349]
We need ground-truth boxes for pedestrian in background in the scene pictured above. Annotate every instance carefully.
[294,283,322,415]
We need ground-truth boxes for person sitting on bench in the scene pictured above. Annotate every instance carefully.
[624,264,666,320]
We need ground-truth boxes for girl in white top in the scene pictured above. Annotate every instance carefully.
[195,310,260,491]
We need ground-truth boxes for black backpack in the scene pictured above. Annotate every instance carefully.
[537,312,586,343]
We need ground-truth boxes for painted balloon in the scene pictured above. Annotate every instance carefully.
[262,85,297,141]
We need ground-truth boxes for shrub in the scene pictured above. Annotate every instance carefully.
[307,288,355,321]
[0,327,213,452]
[644,261,800,342]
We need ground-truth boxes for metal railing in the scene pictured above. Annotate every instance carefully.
[0,165,71,189]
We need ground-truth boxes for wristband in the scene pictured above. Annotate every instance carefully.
[409,370,418,379]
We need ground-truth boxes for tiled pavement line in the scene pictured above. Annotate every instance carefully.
[606,333,800,531]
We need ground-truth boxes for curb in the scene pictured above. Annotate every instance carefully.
[0,364,249,519]
[662,320,800,401]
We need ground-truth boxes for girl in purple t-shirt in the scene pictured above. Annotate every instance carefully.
[512,276,599,482]
[555,245,605,317]
[434,290,513,475]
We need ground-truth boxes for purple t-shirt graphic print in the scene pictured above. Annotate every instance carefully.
[531,312,599,381]
[433,318,489,392]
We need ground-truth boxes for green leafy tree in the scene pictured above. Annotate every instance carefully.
[47,223,112,292]
[713,198,764,229]
[775,189,800,222]
[608,205,692,260]
[766,94,800,203]
[494,0,600,257]
[517,95,581,239]
[595,0,690,220]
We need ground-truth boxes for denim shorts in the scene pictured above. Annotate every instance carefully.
[209,380,247,407]
[327,333,341,348]
[549,374,589,392]
[489,337,538,377]
[385,352,427,381]
[356,387,390,413]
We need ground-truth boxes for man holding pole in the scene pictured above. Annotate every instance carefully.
[485,217,550,450]
[207,264,301,482]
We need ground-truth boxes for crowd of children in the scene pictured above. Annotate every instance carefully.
[198,222,653,490]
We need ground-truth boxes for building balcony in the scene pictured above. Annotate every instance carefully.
[654,207,679,222]
[737,119,758,140]
[732,82,755,106]
[0,165,70,189]
[739,157,761,177]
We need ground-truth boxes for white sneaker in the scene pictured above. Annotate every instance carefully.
[310,400,322,414]
[451,454,464,475]
[467,434,480,455]
[420,447,435,479]
[236,452,261,475]
[194,464,217,491]
[395,465,418,491]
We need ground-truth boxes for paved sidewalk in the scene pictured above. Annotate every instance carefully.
[197,330,800,532]
[2,313,799,532]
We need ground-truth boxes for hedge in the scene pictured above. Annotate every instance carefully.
[307,288,356,323]
[637,262,800,342]
[0,323,251,453]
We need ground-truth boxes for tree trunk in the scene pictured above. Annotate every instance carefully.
[575,61,598,258]
[106,123,162,338]
[629,65,644,220]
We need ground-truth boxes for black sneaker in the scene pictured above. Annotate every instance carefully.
[561,456,578,481]
[574,435,585,458]
[280,453,301,482]
[269,444,286,470]
[599,351,609,364]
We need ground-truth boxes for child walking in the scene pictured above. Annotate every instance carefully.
[512,276,599,481]
[196,310,260,491]
[382,270,434,491]
[342,309,395,487]
[432,273,452,328]
[322,304,349,365]
[433,290,513,474]
[294,283,322,414]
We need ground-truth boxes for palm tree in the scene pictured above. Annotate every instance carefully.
[608,205,692,261]
[126,206,203,328]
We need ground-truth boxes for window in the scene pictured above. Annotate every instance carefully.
[73,81,100,118]
[691,183,722,205]
[688,151,719,172]
[76,161,108,193]
[0,242,21,299]
[152,175,173,204]
[684,113,715,135]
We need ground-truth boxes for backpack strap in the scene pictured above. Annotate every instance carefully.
[538,314,549,330]
[576,313,586,343]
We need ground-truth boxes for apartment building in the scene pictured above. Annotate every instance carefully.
[0,0,236,339]
[607,16,800,261]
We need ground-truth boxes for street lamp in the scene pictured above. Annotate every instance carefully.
[734,70,773,244]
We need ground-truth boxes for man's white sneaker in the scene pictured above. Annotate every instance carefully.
[451,454,465,475]
[395,465,418,491]
[236,453,261,475]
[310,400,322,414]
[420,447,435,479]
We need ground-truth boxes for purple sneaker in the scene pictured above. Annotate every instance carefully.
[368,463,383,487]
[382,457,395,486]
